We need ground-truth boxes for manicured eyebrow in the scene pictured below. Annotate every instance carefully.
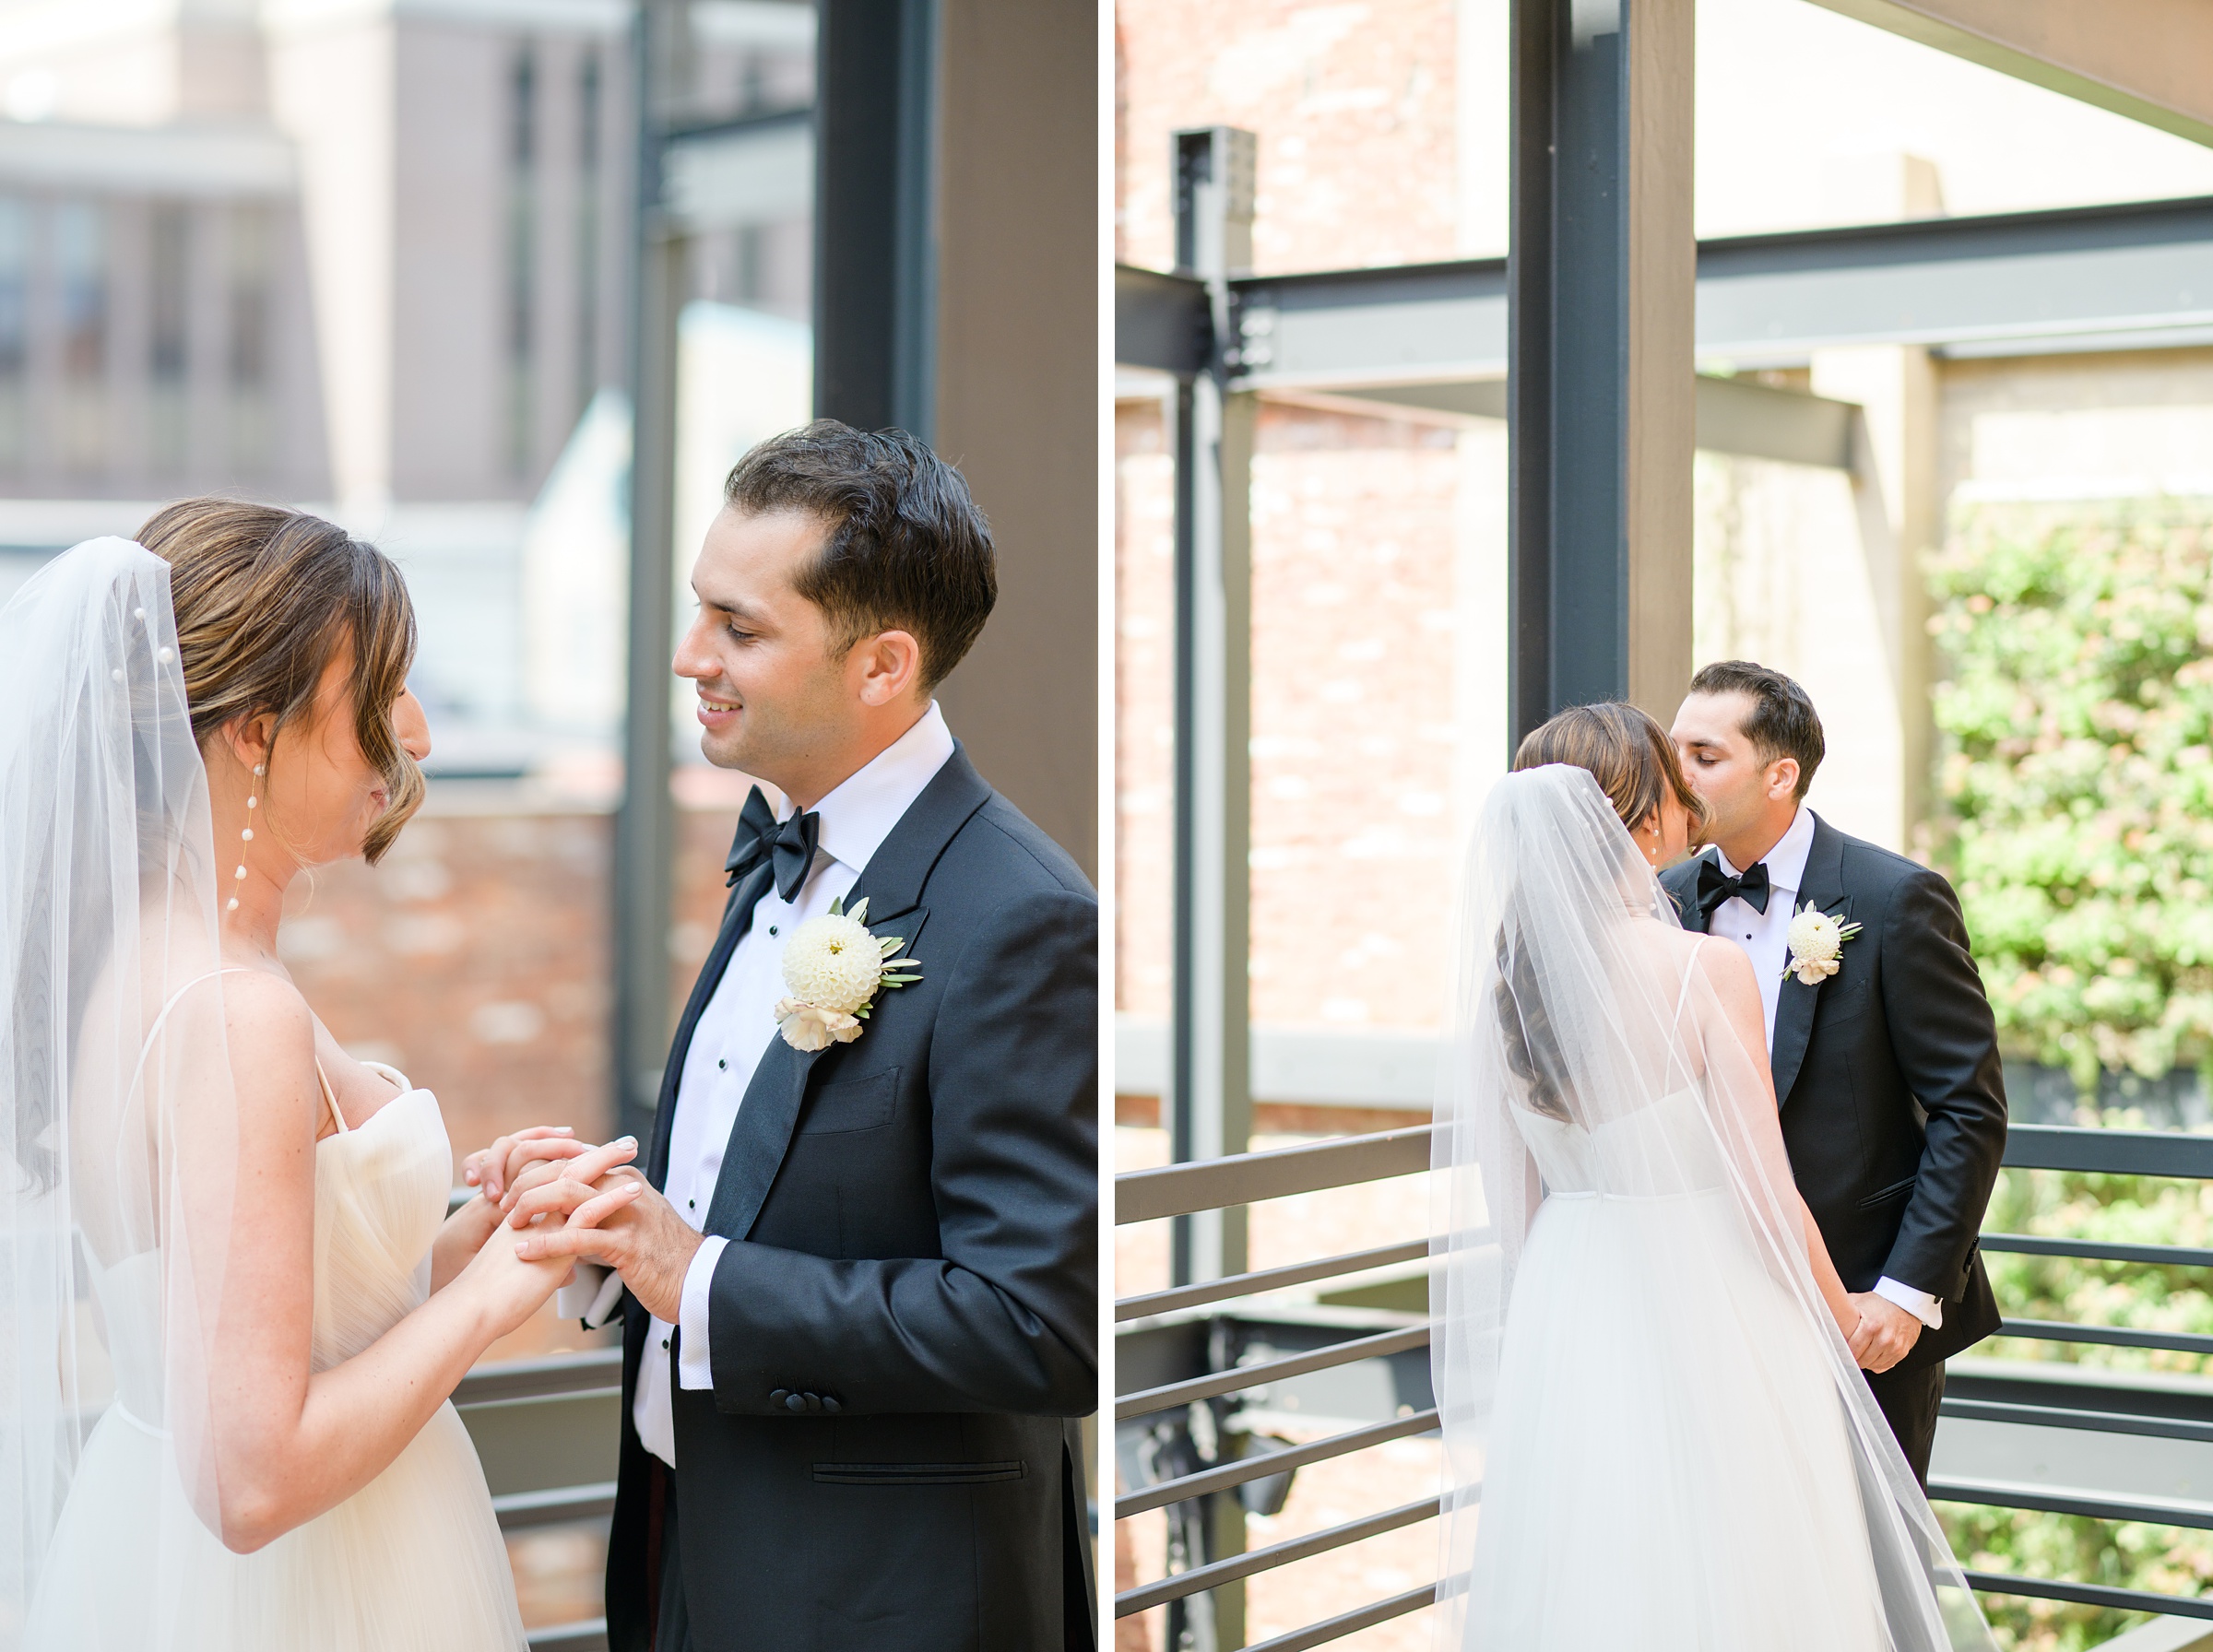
[694,586,773,627]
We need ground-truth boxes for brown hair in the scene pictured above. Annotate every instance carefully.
[136,499,424,865]
[1512,701,1710,842]
[1686,659,1824,799]
[723,419,997,692]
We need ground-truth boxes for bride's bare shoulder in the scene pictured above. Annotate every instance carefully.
[1684,932,1760,1008]
[217,968,319,1117]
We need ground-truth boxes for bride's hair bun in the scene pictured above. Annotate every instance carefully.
[135,497,425,865]
[1512,701,1709,843]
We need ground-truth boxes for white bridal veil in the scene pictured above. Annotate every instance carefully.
[0,539,242,1648]
[1429,765,1997,1650]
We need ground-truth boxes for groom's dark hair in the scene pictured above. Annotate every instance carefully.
[1689,659,1825,798]
[724,419,997,692]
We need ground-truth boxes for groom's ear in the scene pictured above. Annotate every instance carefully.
[851,628,925,708]
[1767,755,1801,800]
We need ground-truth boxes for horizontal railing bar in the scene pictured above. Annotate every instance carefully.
[1981,1233,2213,1268]
[1116,1494,1443,1617]
[2003,1124,2213,1180]
[527,1619,609,1650]
[1117,1127,1433,1226]
[1941,1398,2213,1446]
[1116,1410,1439,1518]
[1116,1325,1432,1421]
[1963,1570,2213,1620]
[493,1481,619,1529]
[1241,1583,1439,1652]
[1933,1477,2213,1533]
[456,1347,624,1407]
[1116,1240,1433,1322]
[1998,1318,2213,1357]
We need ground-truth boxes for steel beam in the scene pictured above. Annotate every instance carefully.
[1805,0,2213,151]
[1118,195,2213,383]
[1168,126,1256,1295]
[1166,124,1257,1652]
[611,0,687,1140]
[1508,0,1695,740]
[813,0,938,437]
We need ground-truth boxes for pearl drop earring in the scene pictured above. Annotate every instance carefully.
[226,763,262,915]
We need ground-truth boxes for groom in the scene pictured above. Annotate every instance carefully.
[1660,660,2006,1485]
[503,422,1098,1649]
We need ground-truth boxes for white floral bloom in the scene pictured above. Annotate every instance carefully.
[1783,903,1860,985]
[779,912,885,1014]
[775,999,864,1052]
[1786,908,1841,966]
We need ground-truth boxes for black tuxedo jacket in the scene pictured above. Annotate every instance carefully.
[1660,813,2006,1371]
[605,745,1098,1652]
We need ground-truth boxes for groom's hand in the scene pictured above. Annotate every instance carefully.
[1845,1292,1922,1373]
[506,1164,702,1323]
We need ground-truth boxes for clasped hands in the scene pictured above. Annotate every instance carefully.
[1843,1291,1922,1375]
[461,1127,704,1323]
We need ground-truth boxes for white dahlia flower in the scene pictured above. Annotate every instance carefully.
[1783,903,1860,985]
[779,912,886,1014]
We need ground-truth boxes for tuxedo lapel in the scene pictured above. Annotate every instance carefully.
[648,862,775,1189]
[1770,814,1845,1106]
[702,744,995,1241]
[1668,851,1716,934]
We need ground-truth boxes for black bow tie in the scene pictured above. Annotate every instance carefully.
[1695,856,1770,922]
[725,786,821,903]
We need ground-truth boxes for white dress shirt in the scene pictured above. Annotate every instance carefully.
[1704,807,1942,1331]
[559,702,957,1468]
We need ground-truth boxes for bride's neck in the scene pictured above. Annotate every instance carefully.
[207,764,297,967]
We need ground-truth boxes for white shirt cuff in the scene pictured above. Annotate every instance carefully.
[1874,1275,1944,1329]
[677,1235,728,1390]
[555,1263,625,1328]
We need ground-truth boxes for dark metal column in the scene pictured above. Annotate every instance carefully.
[1508,0,1694,749]
[1166,123,1256,1652]
[813,0,939,437]
[611,0,689,1142]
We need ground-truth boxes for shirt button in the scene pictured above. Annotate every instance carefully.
[660,1337,669,1351]
[688,1198,695,1209]
[769,926,778,936]
[717,1057,727,1070]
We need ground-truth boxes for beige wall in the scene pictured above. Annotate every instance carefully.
[932,0,1099,878]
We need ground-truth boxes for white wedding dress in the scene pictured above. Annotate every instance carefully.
[26,1057,527,1652]
[1465,1084,1886,1650]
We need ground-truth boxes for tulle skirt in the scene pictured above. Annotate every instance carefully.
[1464,1186,1888,1651]
[25,1398,526,1652]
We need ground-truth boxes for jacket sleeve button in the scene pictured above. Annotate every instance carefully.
[785,1392,808,1412]
[769,1388,788,1405]
[820,1395,841,1413]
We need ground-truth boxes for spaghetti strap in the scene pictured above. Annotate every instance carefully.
[314,1061,348,1135]
[1672,950,1700,1027]
[124,967,251,1109]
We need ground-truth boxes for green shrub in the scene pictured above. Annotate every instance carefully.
[1926,502,2213,1096]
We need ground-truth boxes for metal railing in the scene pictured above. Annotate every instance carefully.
[1114,1118,2213,1646]
[456,1344,624,1652]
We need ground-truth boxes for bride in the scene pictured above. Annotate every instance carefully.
[1431,703,1998,1650]
[1,507,639,1649]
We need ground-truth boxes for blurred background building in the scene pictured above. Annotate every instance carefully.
[1114,2,2213,1648]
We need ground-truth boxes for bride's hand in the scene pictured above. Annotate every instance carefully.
[451,1186,637,1339]
[497,1137,639,1218]
[465,1125,591,1200]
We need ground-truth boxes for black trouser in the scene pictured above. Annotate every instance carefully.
[651,1463,695,1652]
[1864,1360,1946,1488]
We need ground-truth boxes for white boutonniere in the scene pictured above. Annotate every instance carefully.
[773,896,923,1051]
[1782,902,1864,985]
